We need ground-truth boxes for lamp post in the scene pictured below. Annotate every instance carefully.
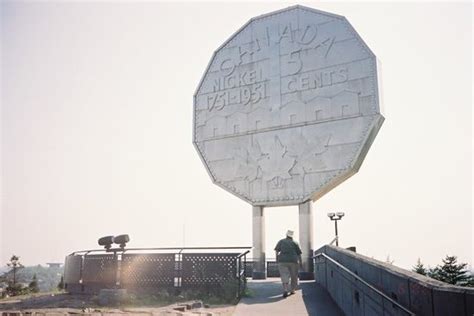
[327,212,345,246]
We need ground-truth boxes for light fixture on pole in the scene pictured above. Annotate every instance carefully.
[98,234,130,251]
[327,212,345,246]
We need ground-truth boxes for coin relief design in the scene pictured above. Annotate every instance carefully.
[193,6,384,206]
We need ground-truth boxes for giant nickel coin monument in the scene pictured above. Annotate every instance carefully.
[193,6,384,279]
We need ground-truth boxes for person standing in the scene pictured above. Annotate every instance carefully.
[274,230,303,298]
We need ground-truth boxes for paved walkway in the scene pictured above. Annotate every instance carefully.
[234,279,343,316]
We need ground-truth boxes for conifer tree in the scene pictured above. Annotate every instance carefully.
[28,274,39,293]
[429,255,471,286]
[57,275,65,290]
[412,258,427,275]
[6,255,22,285]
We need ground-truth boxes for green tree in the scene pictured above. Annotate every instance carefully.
[427,266,439,279]
[412,258,427,276]
[467,272,474,287]
[57,275,65,290]
[2,264,63,292]
[4,255,28,296]
[6,255,23,285]
[429,255,471,286]
[28,274,39,293]
[5,283,27,296]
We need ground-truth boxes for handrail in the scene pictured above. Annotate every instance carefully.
[70,246,252,256]
[328,236,338,246]
[237,250,251,259]
[313,252,416,316]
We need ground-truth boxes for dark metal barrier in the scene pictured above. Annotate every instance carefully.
[64,254,82,293]
[82,254,117,293]
[266,261,280,277]
[120,253,175,291]
[243,259,281,278]
[244,261,253,278]
[182,253,237,287]
[64,247,250,298]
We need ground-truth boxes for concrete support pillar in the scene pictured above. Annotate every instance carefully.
[252,205,266,279]
[298,200,314,280]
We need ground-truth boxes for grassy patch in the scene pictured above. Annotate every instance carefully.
[118,290,174,307]
[0,280,247,309]
[0,290,66,301]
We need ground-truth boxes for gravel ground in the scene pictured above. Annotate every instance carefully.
[0,293,236,315]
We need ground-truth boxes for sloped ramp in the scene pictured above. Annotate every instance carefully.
[234,279,343,316]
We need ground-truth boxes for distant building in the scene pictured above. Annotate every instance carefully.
[46,263,62,268]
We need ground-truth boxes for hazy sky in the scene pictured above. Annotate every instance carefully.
[1,1,472,271]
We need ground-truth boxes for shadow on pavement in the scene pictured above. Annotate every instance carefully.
[242,280,287,305]
[300,281,344,316]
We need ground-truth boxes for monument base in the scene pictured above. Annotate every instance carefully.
[298,272,315,280]
[252,271,266,280]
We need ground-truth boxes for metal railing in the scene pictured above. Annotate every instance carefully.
[243,258,280,277]
[313,252,415,315]
[64,246,251,298]
[328,236,338,246]
[69,246,251,256]
[236,250,250,296]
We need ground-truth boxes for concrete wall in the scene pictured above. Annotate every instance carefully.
[314,245,474,316]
